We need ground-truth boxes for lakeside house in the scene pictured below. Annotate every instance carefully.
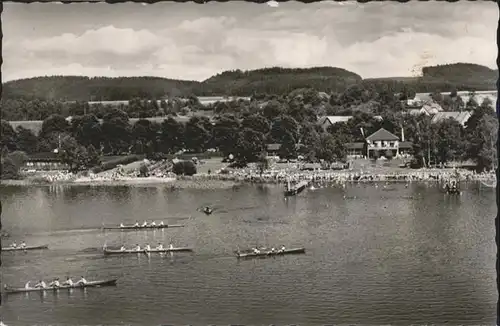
[22,152,68,171]
[319,115,383,131]
[404,102,443,117]
[431,111,472,127]
[265,143,282,157]
[346,128,412,159]
[319,116,352,130]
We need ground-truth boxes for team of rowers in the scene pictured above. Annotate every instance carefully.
[120,221,165,228]
[8,241,27,249]
[249,245,286,254]
[23,276,88,289]
[119,243,175,251]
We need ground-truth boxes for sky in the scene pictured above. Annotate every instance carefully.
[2,1,498,82]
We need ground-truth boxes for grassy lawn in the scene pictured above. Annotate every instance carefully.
[196,157,228,174]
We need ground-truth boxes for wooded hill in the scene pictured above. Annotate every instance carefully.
[2,63,497,101]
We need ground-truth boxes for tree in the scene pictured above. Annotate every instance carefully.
[184,116,212,153]
[15,126,38,154]
[39,114,70,138]
[159,116,184,154]
[262,100,284,120]
[241,114,271,135]
[385,149,394,160]
[0,120,17,151]
[314,133,344,163]
[212,114,241,157]
[131,119,160,155]
[234,128,267,165]
[7,151,29,169]
[465,113,498,172]
[0,151,28,180]
[70,114,102,149]
[434,118,465,164]
[101,109,131,155]
[0,156,19,180]
[59,135,98,173]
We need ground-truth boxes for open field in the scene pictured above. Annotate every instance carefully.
[7,111,215,135]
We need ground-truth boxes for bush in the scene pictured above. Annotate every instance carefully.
[371,150,379,161]
[91,154,143,174]
[385,149,393,160]
[0,157,20,180]
[172,160,197,176]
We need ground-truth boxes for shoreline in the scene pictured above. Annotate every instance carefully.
[0,168,496,188]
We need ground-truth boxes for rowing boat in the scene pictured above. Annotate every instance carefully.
[4,279,117,294]
[1,245,49,252]
[103,247,193,255]
[102,224,184,230]
[236,247,306,258]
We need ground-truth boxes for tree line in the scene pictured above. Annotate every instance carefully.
[0,86,497,179]
[2,64,496,103]
[1,83,490,123]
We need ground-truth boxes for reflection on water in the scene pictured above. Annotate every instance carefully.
[0,182,496,325]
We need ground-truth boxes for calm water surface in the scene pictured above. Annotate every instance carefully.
[0,182,496,325]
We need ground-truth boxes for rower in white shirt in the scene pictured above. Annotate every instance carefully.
[133,221,140,227]
[120,223,125,228]
[76,276,87,286]
[150,221,156,227]
[145,244,151,252]
[253,248,260,254]
[63,277,73,286]
[156,243,164,250]
[169,243,174,250]
[36,280,47,288]
[142,221,148,227]
[35,280,47,289]
[120,245,126,251]
[20,241,26,248]
[24,281,31,289]
[49,278,60,288]
[10,242,17,248]
[135,244,141,251]
[159,221,164,226]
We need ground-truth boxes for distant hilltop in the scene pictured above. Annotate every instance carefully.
[2,63,497,101]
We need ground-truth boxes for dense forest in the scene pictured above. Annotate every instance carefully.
[2,63,497,103]
[1,85,497,180]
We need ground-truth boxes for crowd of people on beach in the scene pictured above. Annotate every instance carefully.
[19,157,496,187]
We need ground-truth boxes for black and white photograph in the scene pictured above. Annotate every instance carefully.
[0,1,498,325]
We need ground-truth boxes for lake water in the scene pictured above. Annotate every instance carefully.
[0,182,496,325]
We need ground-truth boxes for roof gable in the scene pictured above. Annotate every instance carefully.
[366,128,399,141]
[323,116,352,125]
[431,111,471,125]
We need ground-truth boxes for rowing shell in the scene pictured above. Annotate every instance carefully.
[4,279,118,294]
[236,248,306,258]
[102,224,184,230]
[1,245,49,252]
[103,247,193,255]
